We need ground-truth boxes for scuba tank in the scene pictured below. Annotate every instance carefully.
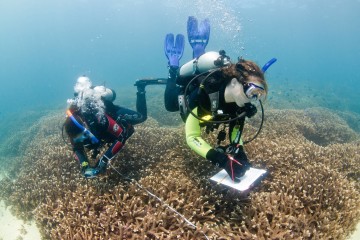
[177,50,231,121]
[179,51,231,77]
[93,86,116,102]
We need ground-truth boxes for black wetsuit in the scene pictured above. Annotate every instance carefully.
[69,88,147,167]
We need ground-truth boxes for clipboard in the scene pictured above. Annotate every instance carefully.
[210,167,267,192]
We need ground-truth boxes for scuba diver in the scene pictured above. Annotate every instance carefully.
[162,16,272,182]
[64,76,149,178]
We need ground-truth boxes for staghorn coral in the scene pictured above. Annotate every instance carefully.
[335,110,360,133]
[0,109,63,160]
[0,107,359,239]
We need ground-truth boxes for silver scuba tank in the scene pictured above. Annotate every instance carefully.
[179,51,231,77]
[93,86,116,102]
[177,50,231,121]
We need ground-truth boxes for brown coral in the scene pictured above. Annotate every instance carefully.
[0,107,359,239]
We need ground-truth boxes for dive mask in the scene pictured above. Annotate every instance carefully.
[243,82,266,101]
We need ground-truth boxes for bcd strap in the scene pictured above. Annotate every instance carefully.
[208,92,219,113]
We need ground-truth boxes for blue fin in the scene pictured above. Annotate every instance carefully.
[164,33,185,68]
[187,16,210,58]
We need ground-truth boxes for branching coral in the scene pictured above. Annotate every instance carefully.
[0,107,359,239]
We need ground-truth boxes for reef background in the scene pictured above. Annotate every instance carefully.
[0,0,359,239]
[0,87,359,239]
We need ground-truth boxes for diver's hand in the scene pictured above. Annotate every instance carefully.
[206,149,228,167]
[224,157,243,182]
[206,149,250,182]
[244,103,257,118]
[214,145,227,153]
[81,166,100,179]
[233,150,251,178]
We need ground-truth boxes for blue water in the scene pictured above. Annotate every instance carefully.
[0,0,359,115]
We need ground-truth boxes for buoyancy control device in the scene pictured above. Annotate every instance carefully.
[176,50,231,122]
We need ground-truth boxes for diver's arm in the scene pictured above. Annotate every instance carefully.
[71,142,90,170]
[185,107,238,161]
[185,108,242,160]
[105,98,146,125]
[164,67,179,112]
[74,148,88,165]
[114,105,145,126]
[184,107,226,167]
[185,108,250,180]
[135,90,147,123]
[185,107,213,158]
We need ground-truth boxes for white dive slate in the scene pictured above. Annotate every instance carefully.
[210,167,267,192]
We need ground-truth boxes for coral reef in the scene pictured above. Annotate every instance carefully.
[0,107,359,239]
[267,77,360,116]
[0,109,60,160]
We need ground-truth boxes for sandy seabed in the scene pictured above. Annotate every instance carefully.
[0,201,41,240]
[0,173,40,240]
[348,223,360,240]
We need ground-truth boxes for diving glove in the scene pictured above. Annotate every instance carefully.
[206,148,250,182]
[232,150,251,178]
[81,162,100,178]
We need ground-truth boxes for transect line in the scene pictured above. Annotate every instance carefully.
[108,162,210,240]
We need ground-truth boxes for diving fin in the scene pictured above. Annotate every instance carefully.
[187,16,210,59]
[164,33,185,68]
